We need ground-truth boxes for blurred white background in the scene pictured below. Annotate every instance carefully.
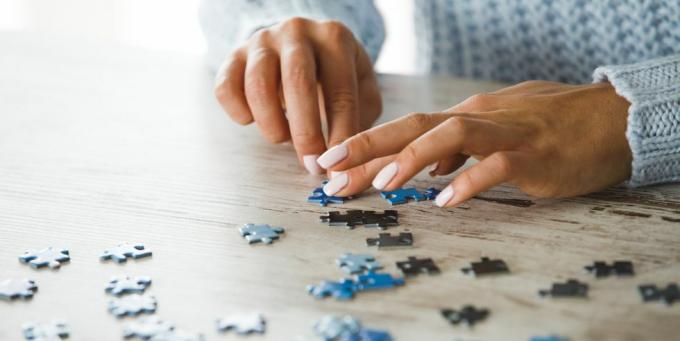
[0,0,416,74]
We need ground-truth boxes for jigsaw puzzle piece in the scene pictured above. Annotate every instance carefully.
[396,256,440,277]
[348,328,393,341]
[216,312,266,334]
[122,317,174,339]
[106,276,152,296]
[355,272,405,291]
[19,247,70,269]
[361,210,399,229]
[307,279,358,300]
[308,181,348,206]
[639,283,679,305]
[336,253,382,274]
[380,188,425,205]
[530,336,570,341]
[320,210,365,229]
[441,305,489,327]
[423,187,441,200]
[0,278,38,301]
[461,257,510,277]
[584,260,634,278]
[313,315,362,340]
[108,294,157,318]
[23,321,69,341]
[366,233,413,248]
[239,224,285,244]
[150,329,205,341]
[539,279,588,298]
[101,243,152,263]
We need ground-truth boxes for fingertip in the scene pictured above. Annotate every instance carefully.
[434,185,455,207]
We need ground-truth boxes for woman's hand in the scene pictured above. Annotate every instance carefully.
[316,81,633,207]
[213,17,381,175]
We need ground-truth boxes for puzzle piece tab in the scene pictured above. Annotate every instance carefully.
[307,279,358,300]
[313,315,362,340]
[639,283,679,305]
[336,253,382,274]
[308,181,348,206]
[584,261,634,278]
[19,247,70,269]
[106,276,152,296]
[396,256,440,277]
[23,321,69,340]
[108,294,157,317]
[122,317,174,340]
[216,312,266,335]
[380,188,426,205]
[101,243,152,263]
[239,224,285,244]
[0,278,38,301]
[461,257,510,277]
[441,305,489,327]
[539,279,588,298]
[355,272,405,291]
[366,233,413,248]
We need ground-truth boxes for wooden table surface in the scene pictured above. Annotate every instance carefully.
[1,32,679,341]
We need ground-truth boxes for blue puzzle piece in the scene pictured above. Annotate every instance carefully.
[239,224,285,244]
[23,321,69,340]
[106,275,152,296]
[336,253,382,274]
[308,181,347,206]
[307,279,358,300]
[380,188,425,205]
[19,247,70,269]
[0,278,38,301]
[108,294,157,317]
[355,272,405,291]
[100,243,152,263]
[530,337,569,341]
[347,328,393,341]
[423,187,441,200]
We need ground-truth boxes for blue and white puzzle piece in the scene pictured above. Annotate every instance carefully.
[380,188,426,205]
[150,329,205,341]
[23,321,69,340]
[19,247,70,269]
[216,312,266,335]
[108,294,157,318]
[336,253,382,274]
[239,224,285,244]
[122,317,174,340]
[307,279,359,300]
[308,181,348,206]
[0,278,38,301]
[100,243,152,263]
[355,272,405,291]
[105,275,152,296]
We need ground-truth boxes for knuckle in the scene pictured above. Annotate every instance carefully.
[326,89,358,115]
[250,28,272,45]
[280,17,309,32]
[291,128,323,144]
[462,93,493,109]
[443,117,467,138]
[353,132,375,157]
[282,62,315,92]
[244,75,270,97]
[490,152,513,177]
[321,20,353,45]
[401,144,421,162]
[404,112,432,130]
[263,128,290,144]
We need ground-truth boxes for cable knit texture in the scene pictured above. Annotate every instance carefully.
[200,0,680,187]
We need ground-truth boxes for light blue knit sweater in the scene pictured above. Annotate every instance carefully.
[199,0,680,187]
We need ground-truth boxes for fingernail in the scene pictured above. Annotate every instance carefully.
[330,171,343,178]
[427,162,439,173]
[435,185,455,207]
[372,162,399,190]
[323,172,348,195]
[303,155,324,175]
[317,144,348,169]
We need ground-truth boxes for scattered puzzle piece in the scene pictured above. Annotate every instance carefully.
[461,257,510,277]
[313,315,361,340]
[349,328,393,341]
[380,188,425,205]
[396,256,440,277]
[320,210,398,229]
[216,312,266,334]
[308,181,348,206]
[366,233,413,248]
[539,279,588,298]
[355,272,405,291]
[108,294,157,317]
[19,247,70,269]
[361,211,399,229]
[441,305,489,327]
[639,283,679,305]
[0,278,38,301]
[23,321,69,340]
[530,336,570,341]
[307,279,358,300]
[150,329,205,341]
[122,317,174,340]
[423,187,441,200]
[101,243,152,263]
[336,253,382,274]
[239,224,285,244]
[106,276,152,296]
[584,261,634,278]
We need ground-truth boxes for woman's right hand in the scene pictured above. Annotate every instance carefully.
[213,17,382,175]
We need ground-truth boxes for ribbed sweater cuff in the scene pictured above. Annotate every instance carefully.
[593,54,680,187]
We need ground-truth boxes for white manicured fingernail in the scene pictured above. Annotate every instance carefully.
[427,162,439,173]
[330,171,343,178]
[323,172,348,195]
[435,186,455,207]
[317,144,348,169]
[372,162,399,190]
[303,155,324,175]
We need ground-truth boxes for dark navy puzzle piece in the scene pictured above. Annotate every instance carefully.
[366,233,413,248]
[539,279,588,298]
[584,260,634,278]
[639,283,679,305]
[307,279,358,300]
[239,224,285,244]
[320,210,398,229]
[423,187,441,200]
[101,243,152,263]
[441,305,489,327]
[19,247,70,269]
[308,181,348,206]
[0,278,38,301]
[461,257,510,277]
[380,188,426,205]
[396,256,440,277]
[355,272,405,291]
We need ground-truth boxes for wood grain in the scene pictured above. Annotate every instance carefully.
[0,32,679,341]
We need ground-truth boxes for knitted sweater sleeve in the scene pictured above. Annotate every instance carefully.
[198,0,385,72]
[593,54,680,187]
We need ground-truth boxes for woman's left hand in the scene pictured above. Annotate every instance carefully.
[315,81,633,207]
